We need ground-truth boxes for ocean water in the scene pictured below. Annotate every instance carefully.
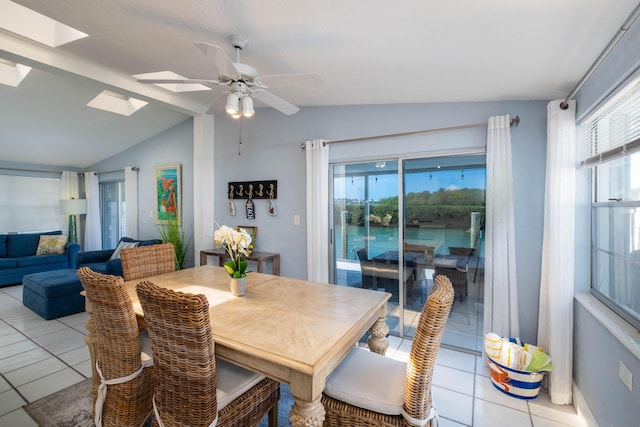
[335,224,484,261]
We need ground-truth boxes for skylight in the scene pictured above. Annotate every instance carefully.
[0,57,31,87]
[86,90,148,116]
[0,0,88,47]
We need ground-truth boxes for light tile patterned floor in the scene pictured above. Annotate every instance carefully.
[0,283,586,427]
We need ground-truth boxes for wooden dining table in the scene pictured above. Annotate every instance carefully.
[85,265,390,427]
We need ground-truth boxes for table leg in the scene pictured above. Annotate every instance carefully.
[367,304,389,355]
[289,396,325,427]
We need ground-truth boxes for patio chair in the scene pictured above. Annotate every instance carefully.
[135,280,280,427]
[322,274,454,427]
[357,248,416,303]
[120,243,175,281]
[76,267,154,427]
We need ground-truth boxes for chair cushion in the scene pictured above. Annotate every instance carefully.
[434,258,458,268]
[324,346,406,416]
[215,358,265,410]
[139,331,154,367]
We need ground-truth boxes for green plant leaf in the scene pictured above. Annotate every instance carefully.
[239,259,248,274]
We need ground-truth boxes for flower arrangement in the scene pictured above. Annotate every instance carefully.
[213,225,253,278]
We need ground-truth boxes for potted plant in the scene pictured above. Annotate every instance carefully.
[157,216,190,270]
[213,225,253,296]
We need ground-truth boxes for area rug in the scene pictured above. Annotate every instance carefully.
[25,378,295,426]
[24,378,93,427]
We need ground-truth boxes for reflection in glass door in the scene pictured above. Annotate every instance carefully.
[331,154,486,353]
[331,161,403,335]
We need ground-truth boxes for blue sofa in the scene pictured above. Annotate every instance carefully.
[75,236,163,277]
[0,231,81,287]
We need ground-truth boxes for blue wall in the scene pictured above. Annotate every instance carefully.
[571,9,640,427]
[88,118,195,267]
[214,100,548,345]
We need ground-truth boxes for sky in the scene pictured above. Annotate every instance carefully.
[334,168,486,201]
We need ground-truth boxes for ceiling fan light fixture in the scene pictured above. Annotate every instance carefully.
[225,93,239,116]
[241,95,254,118]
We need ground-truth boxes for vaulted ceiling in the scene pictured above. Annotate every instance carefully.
[0,0,637,168]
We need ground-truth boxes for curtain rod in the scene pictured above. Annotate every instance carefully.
[89,167,139,175]
[0,167,138,175]
[560,2,640,110]
[301,115,519,148]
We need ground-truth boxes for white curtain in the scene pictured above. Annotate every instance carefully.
[124,166,138,239]
[84,172,102,251]
[537,100,576,405]
[60,171,79,237]
[305,139,329,283]
[484,115,519,339]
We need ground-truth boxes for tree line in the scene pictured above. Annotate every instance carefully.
[334,188,486,226]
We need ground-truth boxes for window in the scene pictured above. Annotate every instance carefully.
[0,174,60,232]
[585,77,640,331]
[100,180,126,249]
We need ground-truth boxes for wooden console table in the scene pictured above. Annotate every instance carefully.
[200,248,280,276]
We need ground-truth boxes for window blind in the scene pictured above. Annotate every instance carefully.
[582,76,640,166]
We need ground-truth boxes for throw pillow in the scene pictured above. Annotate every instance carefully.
[36,235,68,255]
[109,241,139,260]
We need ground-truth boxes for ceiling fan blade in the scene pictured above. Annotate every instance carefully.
[193,42,240,80]
[255,73,323,89]
[251,89,299,115]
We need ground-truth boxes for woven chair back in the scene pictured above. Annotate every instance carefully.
[76,267,153,427]
[136,280,218,427]
[403,274,454,422]
[120,243,175,281]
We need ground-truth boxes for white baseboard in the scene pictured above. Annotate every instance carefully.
[573,382,598,427]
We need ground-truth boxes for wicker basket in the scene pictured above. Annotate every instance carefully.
[487,356,544,400]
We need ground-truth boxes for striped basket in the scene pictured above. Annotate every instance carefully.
[487,356,545,400]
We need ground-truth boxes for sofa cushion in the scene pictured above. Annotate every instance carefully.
[7,231,62,258]
[109,241,139,260]
[80,262,109,274]
[17,254,68,267]
[36,235,68,255]
[120,237,162,247]
[0,258,17,270]
[0,234,7,257]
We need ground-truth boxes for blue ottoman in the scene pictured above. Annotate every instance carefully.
[23,269,85,320]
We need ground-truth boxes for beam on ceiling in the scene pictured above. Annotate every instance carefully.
[0,31,211,115]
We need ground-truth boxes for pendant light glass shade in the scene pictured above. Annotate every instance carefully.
[241,95,254,118]
[225,93,240,115]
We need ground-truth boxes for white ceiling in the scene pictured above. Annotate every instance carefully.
[0,0,638,168]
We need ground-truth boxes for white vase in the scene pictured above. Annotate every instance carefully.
[229,276,247,296]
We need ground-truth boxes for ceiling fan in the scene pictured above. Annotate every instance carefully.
[136,35,323,117]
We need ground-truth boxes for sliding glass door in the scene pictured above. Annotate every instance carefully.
[402,155,486,352]
[331,160,403,335]
[331,154,486,353]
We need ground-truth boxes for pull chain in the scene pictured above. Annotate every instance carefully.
[238,118,242,156]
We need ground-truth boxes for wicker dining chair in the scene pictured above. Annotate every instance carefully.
[322,274,455,427]
[76,267,154,427]
[136,280,280,427]
[120,243,175,281]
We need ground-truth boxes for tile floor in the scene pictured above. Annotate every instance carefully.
[0,283,586,427]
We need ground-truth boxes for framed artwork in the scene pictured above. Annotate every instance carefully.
[237,226,257,247]
[155,164,181,223]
